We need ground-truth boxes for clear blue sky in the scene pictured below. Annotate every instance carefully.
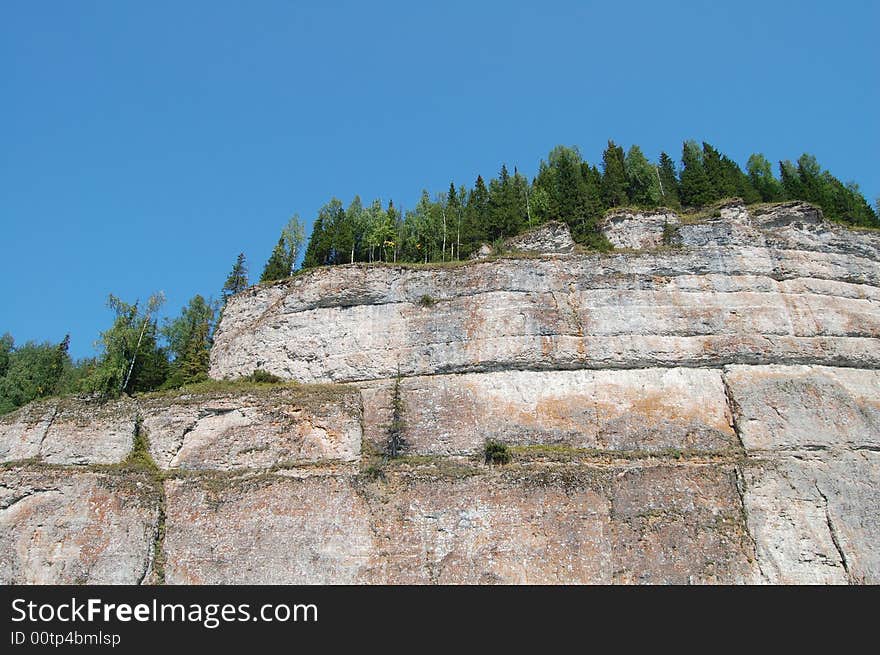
[2,1,878,359]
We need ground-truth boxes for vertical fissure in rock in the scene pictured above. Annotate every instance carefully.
[35,404,59,458]
[814,482,851,583]
[720,371,746,452]
[734,466,767,582]
[128,414,168,585]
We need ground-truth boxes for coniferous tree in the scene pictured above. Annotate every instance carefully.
[580,163,606,220]
[601,140,629,208]
[464,175,490,253]
[554,150,584,224]
[488,164,525,240]
[747,154,783,202]
[260,238,289,282]
[531,160,558,222]
[679,141,715,207]
[0,333,12,379]
[779,160,804,200]
[701,143,733,199]
[222,253,249,300]
[162,295,217,388]
[657,152,681,208]
[512,167,533,228]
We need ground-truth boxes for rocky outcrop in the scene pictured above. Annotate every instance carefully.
[209,203,879,384]
[0,384,363,470]
[505,220,575,253]
[602,208,680,249]
[2,201,878,584]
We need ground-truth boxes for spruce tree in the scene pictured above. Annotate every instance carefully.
[260,237,289,282]
[161,295,216,388]
[702,143,733,199]
[222,253,249,301]
[464,175,490,252]
[679,141,715,208]
[657,152,681,208]
[601,140,629,208]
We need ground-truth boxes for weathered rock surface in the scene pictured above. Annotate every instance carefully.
[361,368,737,456]
[160,463,755,584]
[738,453,879,584]
[505,220,575,253]
[0,397,136,465]
[0,467,160,584]
[163,475,373,584]
[0,385,362,470]
[724,364,880,452]
[602,208,680,249]
[2,201,878,585]
[209,204,879,384]
[139,385,362,470]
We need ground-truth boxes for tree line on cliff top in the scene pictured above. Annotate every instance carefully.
[1,140,877,415]
[292,139,878,270]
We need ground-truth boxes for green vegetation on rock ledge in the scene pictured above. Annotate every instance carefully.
[298,140,877,270]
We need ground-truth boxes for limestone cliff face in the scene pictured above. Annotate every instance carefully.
[2,201,878,584]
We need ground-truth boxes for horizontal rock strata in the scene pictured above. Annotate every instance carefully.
[209,204,879,384]
[1,364,876,584]
[2,202,877,584]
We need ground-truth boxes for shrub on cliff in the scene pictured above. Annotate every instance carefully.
[484,440,511,465]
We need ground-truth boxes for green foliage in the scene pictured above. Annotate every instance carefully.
[160,295,217,389]
[657,152,681,209]
[680,140,715,208]
[80,293,169,398]
[222,253,249,301]
[286,139,876,272]
[601,140,629,208]
[662,221,678,246]
[123,415,160,473]
[0,334,74,415]
[387,371,405,458]
[625,145,661,207]
[260,215,307,283]
[418,294,436,307]
[247,369,283,384]
[484,439,511,465]
[747,154,783,202]
[0,333,12,378]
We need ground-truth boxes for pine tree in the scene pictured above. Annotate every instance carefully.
[679,141,715,208]
[601,140,629,208]
[222,253,249,301]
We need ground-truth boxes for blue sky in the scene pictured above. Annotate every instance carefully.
[2,0,878,359]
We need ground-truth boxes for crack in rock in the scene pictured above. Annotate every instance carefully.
[814,481,851,583]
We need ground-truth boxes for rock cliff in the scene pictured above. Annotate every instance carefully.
[2,200,878,584]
